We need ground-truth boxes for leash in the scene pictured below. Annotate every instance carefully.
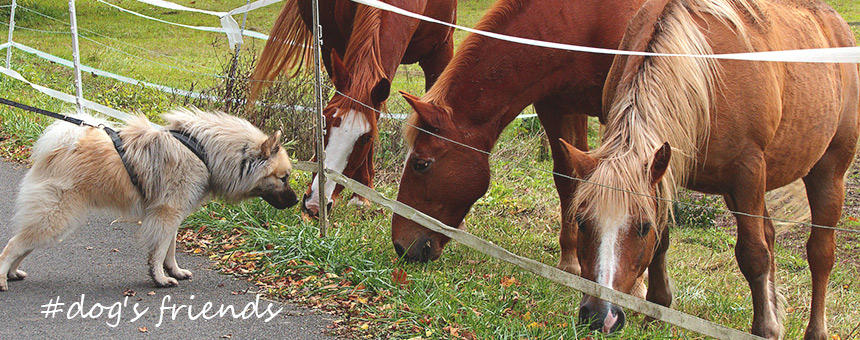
[0,98,92,127]
[0,98,209,197]
[0,97,145,195]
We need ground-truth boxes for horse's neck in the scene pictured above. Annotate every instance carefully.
[435,0,641,146]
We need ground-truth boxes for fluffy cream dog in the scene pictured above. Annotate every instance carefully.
[0,108,298,290]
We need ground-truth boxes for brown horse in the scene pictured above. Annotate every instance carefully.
[248,0,456,215]
[557,0,858,338]
[393,0,646,270]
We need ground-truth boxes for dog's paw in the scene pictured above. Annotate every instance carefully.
[154,276,179,288]
[0,278,7,291]
[169,268,193,280]
[7,269,27,281]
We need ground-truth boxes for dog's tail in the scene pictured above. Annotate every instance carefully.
[30,112,107,165]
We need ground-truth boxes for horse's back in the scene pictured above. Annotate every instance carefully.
[605,0,859,192]
[712,0,859,189]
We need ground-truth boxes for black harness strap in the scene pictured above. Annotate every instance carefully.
[103,126,143,195]
[169,130,208,168]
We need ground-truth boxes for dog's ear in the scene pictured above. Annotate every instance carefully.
[261,130,282,159]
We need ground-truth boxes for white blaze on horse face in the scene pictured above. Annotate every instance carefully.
[595,212,628,288]
[306,110,371,208]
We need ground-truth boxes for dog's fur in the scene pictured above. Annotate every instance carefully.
[0,108,298,290]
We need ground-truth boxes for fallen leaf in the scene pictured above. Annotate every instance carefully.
[500,276,520,288]
[147,291,156,296]
[392,268,410,287]
[123,289,136,297]
[138,327,148,333]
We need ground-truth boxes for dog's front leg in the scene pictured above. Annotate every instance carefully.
[164,234,192,280]
[143,211,181,288]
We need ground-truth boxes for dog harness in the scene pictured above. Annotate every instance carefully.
[105,127,209,198]
[0,98,209,199]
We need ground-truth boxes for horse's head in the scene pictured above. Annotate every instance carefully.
[392,92,491,262]
[302,51,390,215]
[559,139,671,334]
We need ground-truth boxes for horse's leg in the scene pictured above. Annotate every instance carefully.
[535,101,588,276]
[800,142,853,340]
[723,157,782,339]
[644,226,672,325]
[418,35,454,91]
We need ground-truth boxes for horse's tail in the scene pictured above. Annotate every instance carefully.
[248,0,312,104]
[766,179,811,235]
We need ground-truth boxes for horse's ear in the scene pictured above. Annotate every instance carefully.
[330,50,350,92]
[261,130,282,159]
[649,142,671,185]
[371,78,391,107]
[558,139,596,178]
[400,91,454,131]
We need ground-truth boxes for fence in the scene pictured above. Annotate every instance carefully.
[2,1,860,339]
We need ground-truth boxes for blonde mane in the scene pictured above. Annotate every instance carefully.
[574,0,754,227]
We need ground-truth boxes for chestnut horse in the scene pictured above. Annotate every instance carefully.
[557,0,858,338]
[393,0,645,270]
[248,0,456,215]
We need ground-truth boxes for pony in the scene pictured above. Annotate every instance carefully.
[248,0,456,215]
[558,0,858,338]
[393,0,646,273]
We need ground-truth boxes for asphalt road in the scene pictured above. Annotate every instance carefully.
[0,161,334,339]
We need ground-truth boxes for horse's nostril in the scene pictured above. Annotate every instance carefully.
[393,243,405,257]
[420,240,433,261]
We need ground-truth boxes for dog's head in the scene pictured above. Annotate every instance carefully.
[250,130,299,209]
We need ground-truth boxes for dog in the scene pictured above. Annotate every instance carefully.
[0,108,298,290]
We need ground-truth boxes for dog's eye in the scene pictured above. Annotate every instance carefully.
[638,222,652,237]
[412,158,433,173]
[279,175,288,184]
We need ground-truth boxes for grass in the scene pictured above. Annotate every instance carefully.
[0,0,859,339]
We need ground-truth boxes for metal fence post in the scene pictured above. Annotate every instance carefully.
[5,0,16,68]
[68,0,84,114]
[311,0,327,236]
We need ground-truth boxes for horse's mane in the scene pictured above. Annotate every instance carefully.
[329,5,387,110]
[405,0,529,147]
[574,0,755,227]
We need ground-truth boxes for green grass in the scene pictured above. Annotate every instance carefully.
[0,0,859,339]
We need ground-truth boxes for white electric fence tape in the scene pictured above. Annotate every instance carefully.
[0,65,155,126]
[96,0,269,42]
[126,0,283,48]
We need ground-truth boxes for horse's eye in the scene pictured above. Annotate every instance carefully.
[357,134,372,145]
[575,214,587,232]
[412,158,433,173]
[638,222,652,237]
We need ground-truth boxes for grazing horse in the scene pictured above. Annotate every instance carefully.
[393,0,646,270]
[557,0,858,338]
[248,0,456,215]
